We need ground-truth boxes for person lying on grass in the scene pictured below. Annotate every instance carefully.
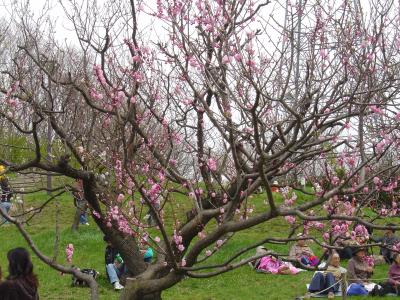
[0,247,39,300]
[252,246,300,275]
[308,253,345,298]
[289,234,319,267]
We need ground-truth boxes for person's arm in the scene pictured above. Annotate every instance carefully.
[289,245,298,259]
[347,260,363,284]
[370,235,382,243]
[105,247,114,265]
[388,265,400,286]
[304,246,314,256]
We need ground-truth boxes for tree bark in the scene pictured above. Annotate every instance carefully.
[71,206,80,231]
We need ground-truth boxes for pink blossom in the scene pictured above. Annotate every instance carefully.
[216,240,224,248]
[207,158,217,172]
[369,105,383,114]
[205,250,212,256]
[178,244,185,252]
[373,177,382,186]
[285,215,296,225]
[180,258,186,267]
[234,53,242,62]
[154,236,161,243]
[198,231,206,239]
[117,194,125,202]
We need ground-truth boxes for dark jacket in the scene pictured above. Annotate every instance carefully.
[0,278,39,300]
[0,179,12,202]
[105,246,119,265]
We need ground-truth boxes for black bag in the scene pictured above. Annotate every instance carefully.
[72,268,99,287]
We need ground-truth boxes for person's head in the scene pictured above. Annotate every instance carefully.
[75,179,83,189]
[296,233,306,246]
[7,248,38,287]
[393,253,400,265]
[353,248,366,259]
[385,223,396,236]
[330,253,340,267]
[103,235,112,246]
[0,176,9,186]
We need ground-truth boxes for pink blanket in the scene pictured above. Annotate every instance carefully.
[257,256,300,274]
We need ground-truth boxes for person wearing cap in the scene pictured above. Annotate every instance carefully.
[289,234,319,267]
[347,248,373,284]
[372,223,399,264]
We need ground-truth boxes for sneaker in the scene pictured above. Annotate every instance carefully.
[85,223,89,226]
[327,292,335,299]
[113,282,124,290]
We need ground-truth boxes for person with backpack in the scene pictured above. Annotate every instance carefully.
[0,247,39,300]
[0,177,13,225]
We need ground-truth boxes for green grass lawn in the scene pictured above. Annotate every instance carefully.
[0,188,397,299]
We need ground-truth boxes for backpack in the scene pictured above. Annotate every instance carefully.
[71,268,99,287]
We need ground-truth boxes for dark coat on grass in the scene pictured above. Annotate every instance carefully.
[0,277,39,300]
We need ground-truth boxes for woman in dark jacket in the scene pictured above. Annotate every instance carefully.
[0,247,39,300]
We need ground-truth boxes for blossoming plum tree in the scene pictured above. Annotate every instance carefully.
[1,0,400,299]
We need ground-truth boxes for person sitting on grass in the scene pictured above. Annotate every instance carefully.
[142,247,154,263]
[371,253,400,296]
[104,235,125,290]
[308,253,345,298]
[289,234,319,267]
[346,248,374,296]
[371,223,399,264]
[0,247,39,300]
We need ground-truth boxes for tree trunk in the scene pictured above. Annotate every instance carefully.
[120,281,162,300]
[71,206,80,231]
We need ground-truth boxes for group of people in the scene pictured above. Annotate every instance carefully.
[104,235,154,290]
[252,225,400,298]
[0,238,155,299]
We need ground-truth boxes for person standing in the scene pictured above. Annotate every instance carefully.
[0,247,39,300]
[71,180,89,230]
[0,177,13,225]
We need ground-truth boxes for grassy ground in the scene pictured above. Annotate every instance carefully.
[0,189,397,299]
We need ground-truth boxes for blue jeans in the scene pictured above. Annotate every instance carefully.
[309,272,339,294]
[79,212,88,224]
[106,263,125,284]
[0,202,11,224]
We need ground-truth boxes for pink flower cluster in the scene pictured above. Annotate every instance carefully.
[173,230,185,252]
[207,158,217,172]
[106,206,134,236]
[93,65,106,85]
